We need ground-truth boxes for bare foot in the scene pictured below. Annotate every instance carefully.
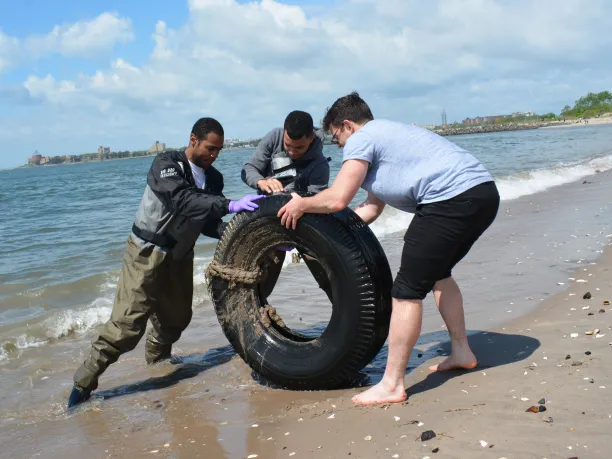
[352,381,407,406]
[429,350,477,372]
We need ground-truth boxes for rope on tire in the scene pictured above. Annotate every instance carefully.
[205,260,262,286]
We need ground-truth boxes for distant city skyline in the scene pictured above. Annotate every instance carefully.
[2,1,612,168]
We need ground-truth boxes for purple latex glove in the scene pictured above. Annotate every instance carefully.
[228,194,265,213]
[276,245,295,252]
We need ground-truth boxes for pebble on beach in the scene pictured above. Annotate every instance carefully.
[420,431,436,441]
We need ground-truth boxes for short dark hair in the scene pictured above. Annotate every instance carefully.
[191,117,224,141]
[322,91,374,131]
[284,110,314,140]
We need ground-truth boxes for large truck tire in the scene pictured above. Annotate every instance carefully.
[205,193,393,390]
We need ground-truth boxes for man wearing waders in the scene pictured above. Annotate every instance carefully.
[68,118,264,408]
[241,111,332,304]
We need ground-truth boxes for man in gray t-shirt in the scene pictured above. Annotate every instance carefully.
[278,92,500,406]
[241,110,330,195]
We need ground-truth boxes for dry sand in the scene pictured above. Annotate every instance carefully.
[541,116,612,130]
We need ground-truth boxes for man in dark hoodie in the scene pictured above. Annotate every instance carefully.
[241,110,332,303]
[68,117,263,408]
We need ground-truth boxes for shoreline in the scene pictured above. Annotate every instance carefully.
[7,117,612,171]
[2,161,612,457]
[10,145,257,171]
[433,116,612,137]
[540,115,612,129]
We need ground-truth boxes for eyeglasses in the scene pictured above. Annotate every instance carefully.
[331,126,341,144]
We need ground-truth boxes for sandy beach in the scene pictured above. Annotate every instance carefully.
[249,250,612,459]
[2,157,612,458]
[540,116,612,130]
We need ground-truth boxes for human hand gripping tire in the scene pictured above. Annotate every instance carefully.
[277,193,305,230]
[229,194,265,213]
[257,178,285,194]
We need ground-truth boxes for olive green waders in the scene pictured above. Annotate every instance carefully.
[73,234,194,391]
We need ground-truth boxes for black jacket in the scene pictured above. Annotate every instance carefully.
[132,150,230,258]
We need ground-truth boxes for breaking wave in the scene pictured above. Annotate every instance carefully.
[496,153,612,201]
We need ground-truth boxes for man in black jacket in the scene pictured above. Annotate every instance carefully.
[68,117,263,408]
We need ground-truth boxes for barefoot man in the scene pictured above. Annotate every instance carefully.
[278,92,500,405]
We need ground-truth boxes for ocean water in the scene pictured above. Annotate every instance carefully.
[1,124,612,365]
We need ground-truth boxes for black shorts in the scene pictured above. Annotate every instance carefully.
[391,181,500,300]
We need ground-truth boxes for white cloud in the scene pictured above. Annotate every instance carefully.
[24,12,134,58]
[2,0,612,166]
[0,12,133,73]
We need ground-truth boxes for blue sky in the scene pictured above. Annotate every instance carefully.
[1,0,612,169]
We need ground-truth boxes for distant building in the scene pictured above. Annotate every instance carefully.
[97,146,110,160]
[462,111,537,125]
[462,115,505,125]
[38,156,61,165]
[28,154,42,165]
[148,141,166,153]
[441,109,447,126]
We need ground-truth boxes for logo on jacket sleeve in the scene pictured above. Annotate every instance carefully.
[160,167,178,178]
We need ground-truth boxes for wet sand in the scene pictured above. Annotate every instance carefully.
[2,172,612,458]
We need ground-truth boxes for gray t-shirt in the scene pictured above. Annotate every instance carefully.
[342,119,493,212]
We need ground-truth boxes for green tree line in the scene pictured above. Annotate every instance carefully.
[561,90,612,118]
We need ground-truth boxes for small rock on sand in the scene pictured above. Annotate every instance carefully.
[420,431,436,441]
